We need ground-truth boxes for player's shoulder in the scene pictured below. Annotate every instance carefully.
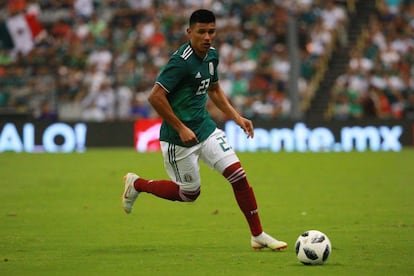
[208,46,218,57]
[171,43,194,62]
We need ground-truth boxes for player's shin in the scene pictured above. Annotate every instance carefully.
[134,178,184,201]
[233,186,263,236]
[223,162,263,236]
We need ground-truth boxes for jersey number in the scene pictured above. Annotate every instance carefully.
[196,79,210,95]
[216,136,231,152]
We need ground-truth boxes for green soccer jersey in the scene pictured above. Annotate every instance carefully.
[156,42,219,147]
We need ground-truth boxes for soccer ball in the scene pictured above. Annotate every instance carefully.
[295,230,331,265]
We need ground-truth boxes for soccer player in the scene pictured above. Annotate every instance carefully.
[122,9,287,251]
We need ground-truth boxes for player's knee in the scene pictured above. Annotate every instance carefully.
[180,189,201,202]
[179,178,201,202]
[223,162,249,191]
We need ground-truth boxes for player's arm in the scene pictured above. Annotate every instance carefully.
[148,84,199,145]
[208,82,254,138]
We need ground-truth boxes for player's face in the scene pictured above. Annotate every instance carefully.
[187,22,216,58]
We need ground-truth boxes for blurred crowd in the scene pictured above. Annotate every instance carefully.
[329,0,414,120]
[0,0,351,122]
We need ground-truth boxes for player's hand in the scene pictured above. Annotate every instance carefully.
[179,126,199,146]
[236,117,254,139]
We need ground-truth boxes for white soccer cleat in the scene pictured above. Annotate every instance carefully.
[122,173,140,214]
[251,232,288,251]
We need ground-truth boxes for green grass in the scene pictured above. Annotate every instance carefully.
[1,149,414,275]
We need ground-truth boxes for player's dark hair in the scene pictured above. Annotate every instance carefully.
[189,9,215,26]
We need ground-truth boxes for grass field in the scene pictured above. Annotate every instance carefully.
[1,148,414,275]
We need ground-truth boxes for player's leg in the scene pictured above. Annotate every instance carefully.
[200,128,287,250]
[200,129,263,235]
[122,142,202,213]
[137,142,201,201]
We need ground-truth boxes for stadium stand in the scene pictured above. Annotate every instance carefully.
[325,0,414,120]
[4,0,399,122]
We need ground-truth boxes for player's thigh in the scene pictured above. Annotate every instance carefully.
[160,142,201,191]
[200,128,239,173]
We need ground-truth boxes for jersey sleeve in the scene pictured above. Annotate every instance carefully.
[156,55,187,93]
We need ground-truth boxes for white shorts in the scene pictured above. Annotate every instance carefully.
[160,128,239,192]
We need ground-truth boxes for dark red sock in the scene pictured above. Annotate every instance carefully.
[134,178,183,201]
[223,162,263,236]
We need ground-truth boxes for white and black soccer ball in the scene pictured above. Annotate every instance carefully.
[295,230,331,265]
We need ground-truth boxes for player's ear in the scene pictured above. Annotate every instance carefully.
[186,27,191,36]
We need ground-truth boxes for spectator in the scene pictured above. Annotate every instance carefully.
[230,71,249,111]
[320,0,348,47]
[349,51,374,73]
[333,92,351,120]
[129,93,151,119]
[117,85,133,120]
[74,0,94,19]
[37,101,58,122]
[81,79,115,121]
[87,42,112,73]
